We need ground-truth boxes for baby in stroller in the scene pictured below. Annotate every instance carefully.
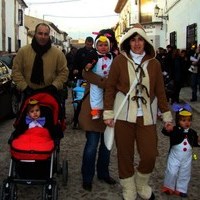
[26,99,46,128]
[1,92,68,200]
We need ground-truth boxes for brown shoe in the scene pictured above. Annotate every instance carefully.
[82,182,92,191]
[190,98,197,102]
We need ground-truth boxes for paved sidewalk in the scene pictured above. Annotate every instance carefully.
[179,86,200,113]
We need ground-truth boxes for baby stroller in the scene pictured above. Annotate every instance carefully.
[72,79,87,129]
[0,92,68,200]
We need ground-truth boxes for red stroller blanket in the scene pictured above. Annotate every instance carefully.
[11,127,54,160]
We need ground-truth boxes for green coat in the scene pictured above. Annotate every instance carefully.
[12,44,68,91]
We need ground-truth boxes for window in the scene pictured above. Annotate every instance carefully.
[186,23,197,50]
[8,37,11,53]
[17,40,21,49]
[18,9,23,26]
[170,31,176,48]
[139,0,152,23]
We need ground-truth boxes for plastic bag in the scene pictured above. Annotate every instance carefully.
[104,126,114,150]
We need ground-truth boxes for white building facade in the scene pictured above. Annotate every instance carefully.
[115,0,200,51]
[166,0,200,49]
[0,0,28,53]
[0,1,71,53]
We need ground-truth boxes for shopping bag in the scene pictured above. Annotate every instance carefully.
[103,77,139,151]
[104,126,114,150]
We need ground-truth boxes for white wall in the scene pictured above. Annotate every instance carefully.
[16,2,28,48]
[18,26,28,48]
[145,24,166,50]
[5,0,15,52]
[0,0,27,52]
[167,0,200,49]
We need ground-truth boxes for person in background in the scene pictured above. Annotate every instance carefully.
[78,35,116,192]
[72,36,94,80]
[103,24,173,200]
[171,48,185,103]
[66,46,78,84]
[12,23,68,98]
[72,80,86,129]
[156,47,167,72]
[180,49,190,87]
[162,103,200,198]
[156,47,174,102]
[84,35,113,119]
[165,44,174,79]
[189,44,200,102]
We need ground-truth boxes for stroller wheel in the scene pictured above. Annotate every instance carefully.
[53,150,61,175]
[0,180,17,200]
[42,182,58,200]
[62,159,68,186]
[56,162,62,175]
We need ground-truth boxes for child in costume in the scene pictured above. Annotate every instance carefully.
[84,35,113,119]
[26,99,46,128]
[162,103,200,198]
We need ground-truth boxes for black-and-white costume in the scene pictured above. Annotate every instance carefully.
[162,126,200,193]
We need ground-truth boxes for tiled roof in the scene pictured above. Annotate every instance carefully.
[25,15,51,33]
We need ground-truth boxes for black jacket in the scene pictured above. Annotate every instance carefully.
[162,126,200,149]
[73,47,95,79]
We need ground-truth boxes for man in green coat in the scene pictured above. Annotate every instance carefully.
[12,23,68,96]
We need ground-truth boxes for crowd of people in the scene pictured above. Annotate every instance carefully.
[10,22,200,200]
[156,43,200,104]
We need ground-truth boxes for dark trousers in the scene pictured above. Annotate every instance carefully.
[191,73,200,100]
[81,131,110,183]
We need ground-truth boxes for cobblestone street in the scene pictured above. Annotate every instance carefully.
[0,87,200,200]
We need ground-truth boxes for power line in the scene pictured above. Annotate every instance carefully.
[27,0,80,5]
[44,14,118,19]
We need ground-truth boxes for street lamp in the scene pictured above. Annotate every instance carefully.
[154,5,169,20]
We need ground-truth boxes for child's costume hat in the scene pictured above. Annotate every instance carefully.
[172,103,192,116]
[179,110,191,116]
[29,99,39,105]
[95,35,110,51]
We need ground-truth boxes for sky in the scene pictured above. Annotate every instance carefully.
[24,0,119,40]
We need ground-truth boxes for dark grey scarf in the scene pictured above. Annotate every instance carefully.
[30,37,51,84]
